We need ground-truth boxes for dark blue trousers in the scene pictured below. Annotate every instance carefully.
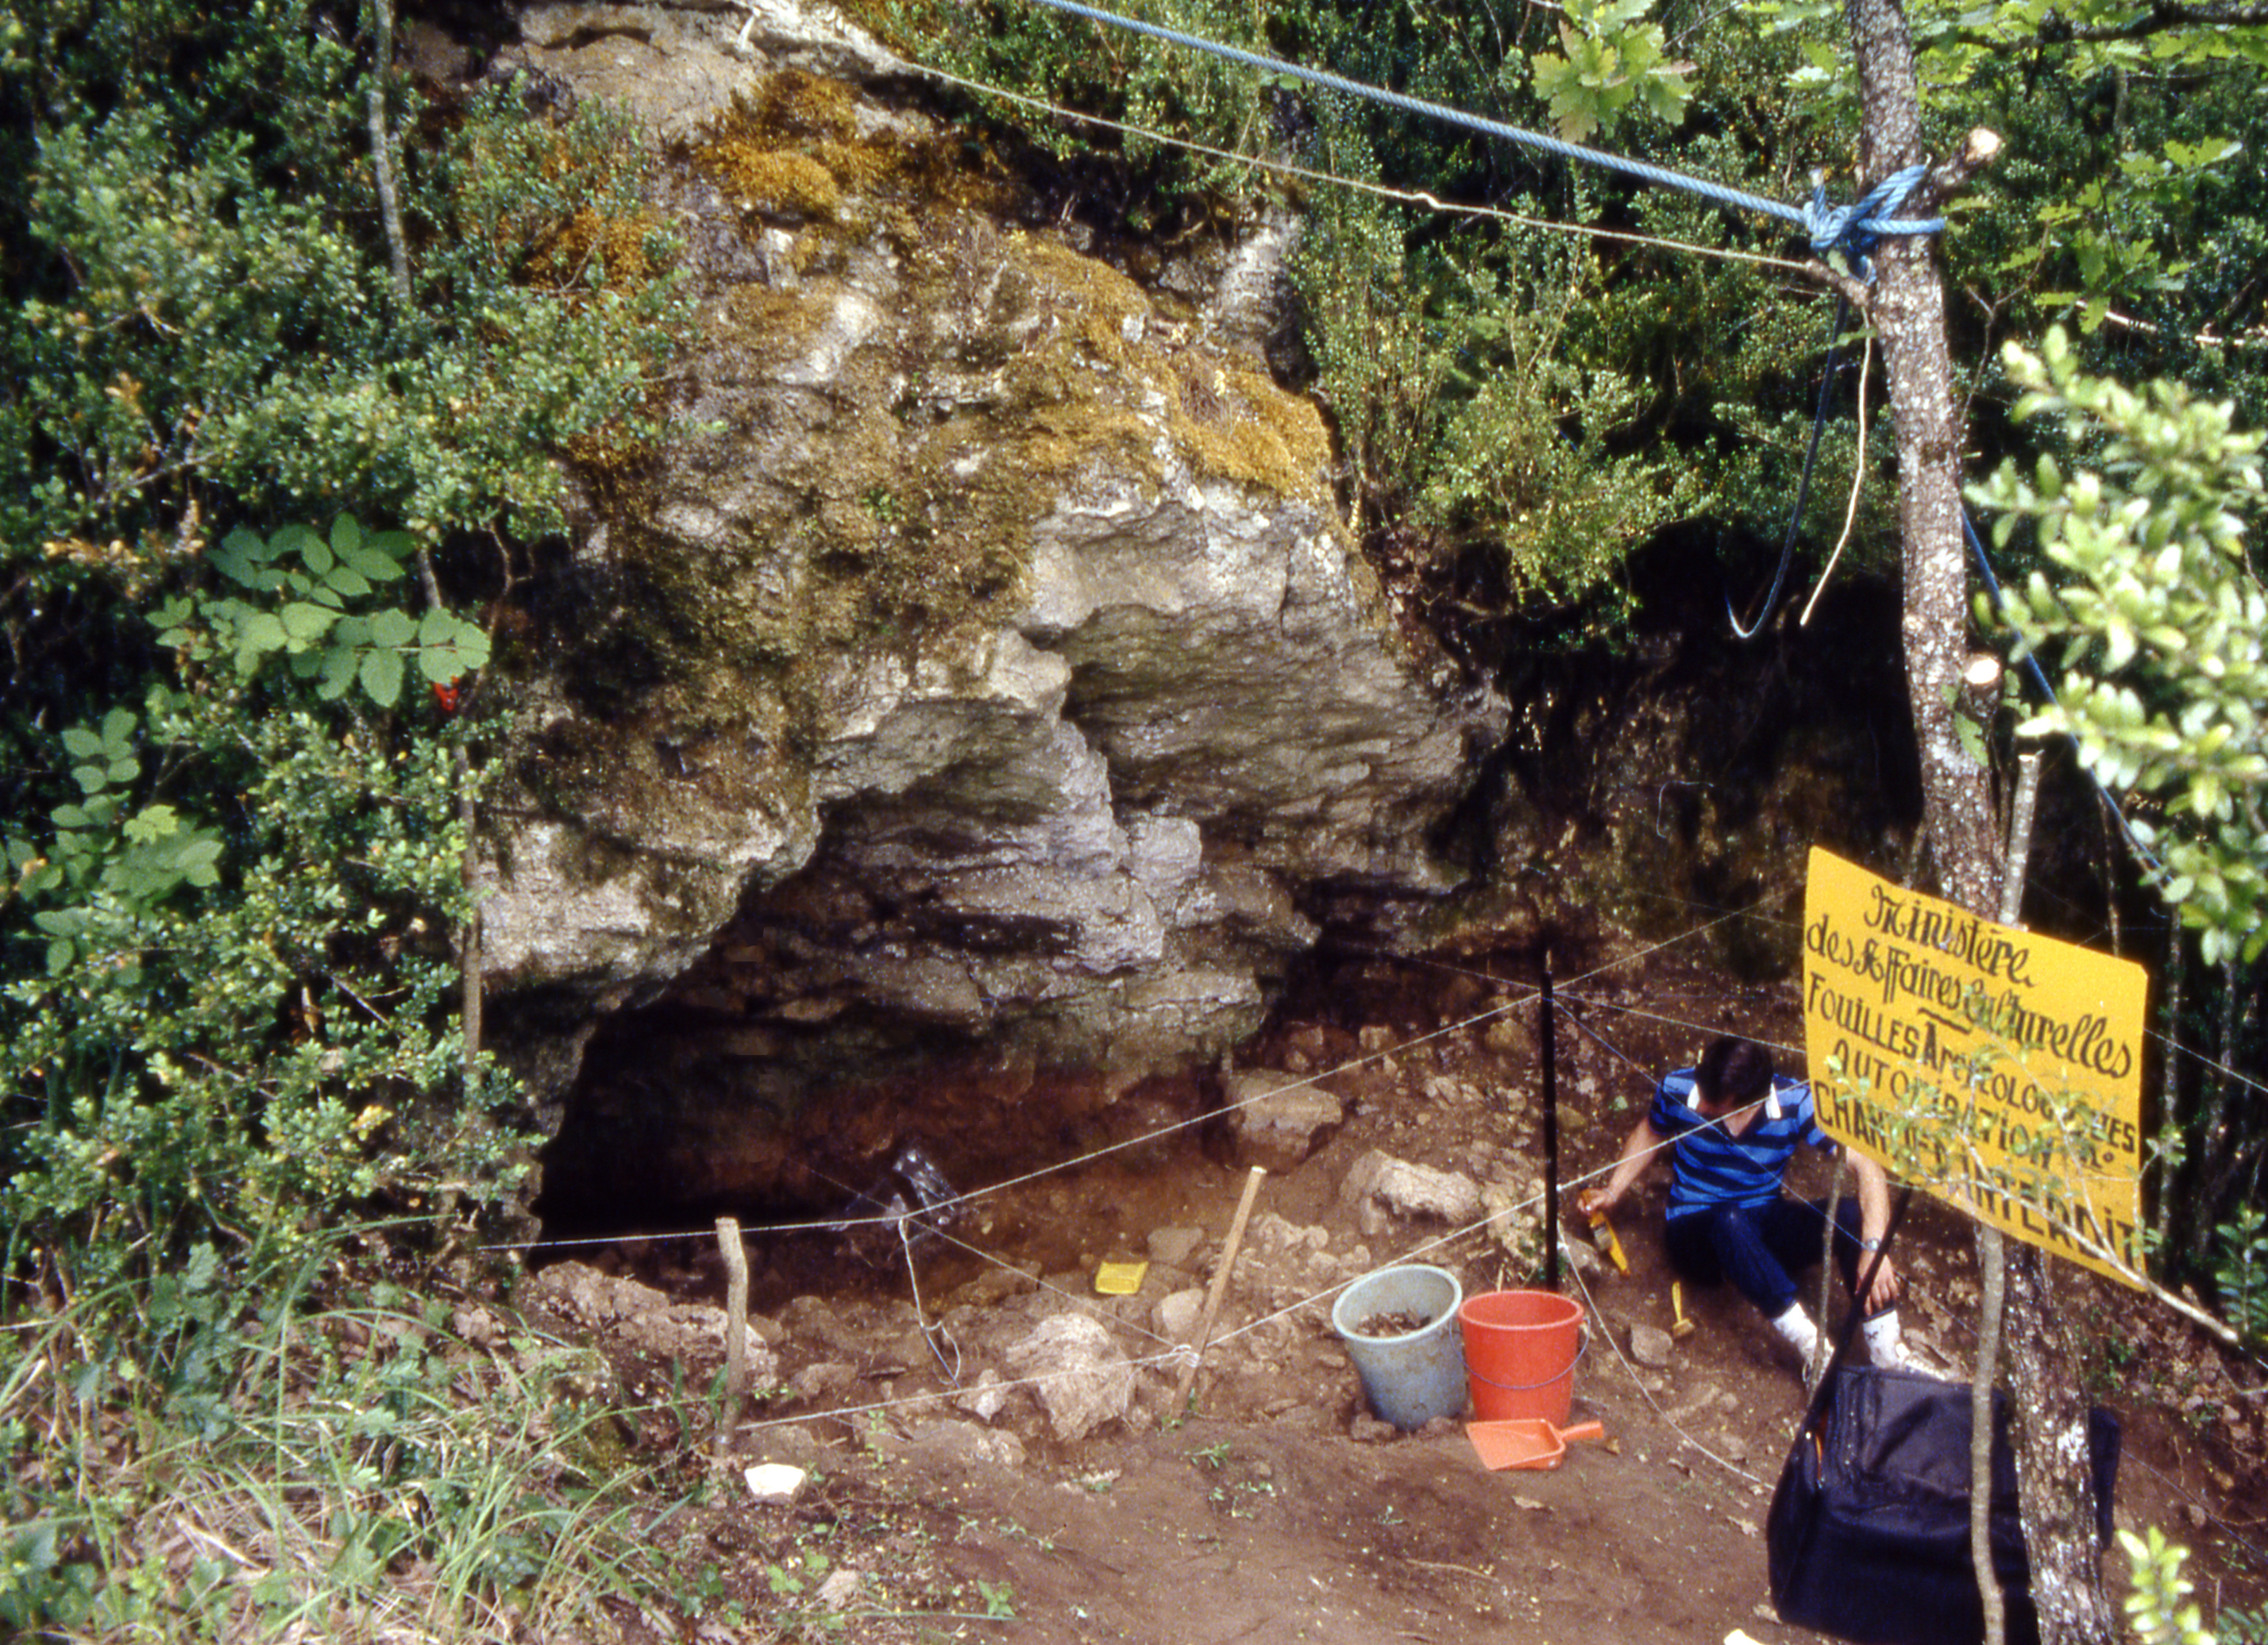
[1663,1196,1864,1318]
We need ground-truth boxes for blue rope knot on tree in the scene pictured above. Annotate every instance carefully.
[1804,164,1945,279]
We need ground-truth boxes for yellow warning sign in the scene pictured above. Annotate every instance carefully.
[1801,847,2148,1285]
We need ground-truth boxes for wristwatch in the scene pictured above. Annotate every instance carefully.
[1860,1237,1884,1252]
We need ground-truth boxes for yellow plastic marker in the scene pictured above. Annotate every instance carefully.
[1094,1260,1149,1296]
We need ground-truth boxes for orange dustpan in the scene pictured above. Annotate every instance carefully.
[1467,1417,1606,1471]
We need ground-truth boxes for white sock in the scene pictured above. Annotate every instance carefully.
[1768,1303,1819,1362]
[1862,1308,1910,1370]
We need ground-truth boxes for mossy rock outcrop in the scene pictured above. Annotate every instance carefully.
[467,0,1503,1213]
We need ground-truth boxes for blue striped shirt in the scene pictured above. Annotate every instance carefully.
[1651,1067,1834,1222]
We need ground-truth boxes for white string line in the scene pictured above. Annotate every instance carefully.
[490,942,1749,1262]
[1799,328,1874,629]
[1622,884,1806,931]
[484,974,1546,1254]
[710,1112,1738,1438]
[1554,988,1803,1068]
[1559,1221,1765,1487]
[1551,996,1678,1089]
[1592,888,2267,1115]
[1420,879,2262,1133]
[719,1343,1202,1436]
[499,900,2268,1370]
[1205,1105,1756,1351]
[920,1218,1179,1350]
[660,1068,2268,1502]
[764,985,1781,1418]
[719,39,2268,1272]
[1542,892,1799,997]
[493,896,1782,1258]
[2151,1026,2268,1108]
[902,58,1821,280]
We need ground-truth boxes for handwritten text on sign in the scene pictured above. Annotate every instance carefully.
[1801,847,2147,1285]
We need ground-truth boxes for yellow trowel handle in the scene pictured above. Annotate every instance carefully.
[1587,1208,1630,1273]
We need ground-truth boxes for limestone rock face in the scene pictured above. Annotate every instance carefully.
[471,0,1504,1212]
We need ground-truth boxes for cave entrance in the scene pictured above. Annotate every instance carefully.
[524,946,1552,1316]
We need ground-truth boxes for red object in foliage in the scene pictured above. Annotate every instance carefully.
[431,679,461,716]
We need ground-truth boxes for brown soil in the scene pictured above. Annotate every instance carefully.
[537,949,2268,1643]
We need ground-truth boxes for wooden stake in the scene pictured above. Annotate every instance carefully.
[716,1216,749,1457]
[1177,1165,1266,1408]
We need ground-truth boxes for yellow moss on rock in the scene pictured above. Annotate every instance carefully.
[611,83,1357,730]
[538,203,669,287]
[732,67,861,144]
[704,141,842,222]
[712,285,831,368]
[692,70,1007,239]
[1169,359,1333,504]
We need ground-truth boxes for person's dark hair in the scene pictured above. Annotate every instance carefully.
[1695,1036,1773,1104]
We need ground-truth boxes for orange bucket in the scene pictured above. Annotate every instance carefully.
[1459,1289,1585,1425]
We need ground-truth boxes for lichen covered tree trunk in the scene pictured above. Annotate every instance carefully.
[1842,0,1996,911]
[1841,1,2116,1639]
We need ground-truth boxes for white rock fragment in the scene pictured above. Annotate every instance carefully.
[1340,1149,1483,1235]
[955,1367,1013,1423]
[1004,1313,1136,1443]
[744,1462,808,1503]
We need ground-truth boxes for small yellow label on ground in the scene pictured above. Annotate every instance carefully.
[1094,1261,1149,1295]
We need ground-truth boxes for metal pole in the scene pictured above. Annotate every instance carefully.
[1542,961,1560,1289]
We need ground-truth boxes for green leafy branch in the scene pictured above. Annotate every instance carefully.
[157,514,491,708]
[7,707,223,975]
[1973,327,2268,962]
[1528,0,1695,143]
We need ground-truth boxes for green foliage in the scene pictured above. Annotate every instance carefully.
[0,1235,670,1640]
[2,0,688,622]
[1742,0,2268,423]
[1,0,687,1278]
[0,10,693,1620]
[1530,0,1695,144]
[2208,1204,2268,1345]
[893,0,1740,630]
[160,515,491,708]
[2120,1527,2215,1645]
[17,707,226,977]
[1973,327,2268,963]
[2220,1605,2268,1645]
[890,0,1289,206]
[1287,125,1714,621]
[3,510,523,1303]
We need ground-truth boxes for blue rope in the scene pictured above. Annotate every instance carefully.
[1730,297,1850,639]
[1010,0,1944,272]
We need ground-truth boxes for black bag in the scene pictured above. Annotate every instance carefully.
[1766,1366,2120,1645]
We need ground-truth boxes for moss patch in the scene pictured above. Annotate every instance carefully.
[703,141,843,221]
[692,70,1008,231]
[596,71,1344,744]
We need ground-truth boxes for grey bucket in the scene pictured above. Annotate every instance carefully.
[1331,1264,1468,1429]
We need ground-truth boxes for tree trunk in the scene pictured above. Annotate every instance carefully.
[2000,1245,2114,1642]
[1842,0,1996,912]
[1841,2,2116,1639]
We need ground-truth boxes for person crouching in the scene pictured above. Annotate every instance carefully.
[1579,1035,1913,1377]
